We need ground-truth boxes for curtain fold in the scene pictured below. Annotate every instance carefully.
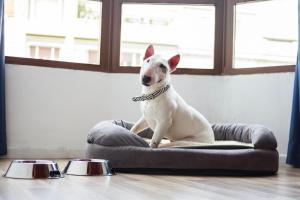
[0,0,6,156]
[286,0,300,167]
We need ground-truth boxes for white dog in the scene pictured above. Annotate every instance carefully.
[130,45,215,148]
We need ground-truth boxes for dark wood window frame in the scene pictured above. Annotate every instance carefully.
[5,0,296,75]
[223,0,295,75]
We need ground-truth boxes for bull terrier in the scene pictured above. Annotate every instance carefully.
[130,45,215,148]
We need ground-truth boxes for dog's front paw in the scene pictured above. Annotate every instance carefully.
[129,127,136,134]
[150,141,159,148]
[130,128,139,135]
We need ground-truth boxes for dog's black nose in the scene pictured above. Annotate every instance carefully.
[142,75,151,84]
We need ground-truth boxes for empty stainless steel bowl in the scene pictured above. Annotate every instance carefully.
[63,159,114,176]
[3,160,63,179]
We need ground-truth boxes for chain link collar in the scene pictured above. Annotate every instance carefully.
[132,85,170,102]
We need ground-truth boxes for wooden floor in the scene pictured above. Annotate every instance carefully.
[0,159,300,200]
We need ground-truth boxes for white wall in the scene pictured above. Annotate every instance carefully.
[5,64,294,158]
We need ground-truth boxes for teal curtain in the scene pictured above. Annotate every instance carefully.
[0,0,6,156]
[286,0,300,167]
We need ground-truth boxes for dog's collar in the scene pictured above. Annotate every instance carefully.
[132,84,170,102]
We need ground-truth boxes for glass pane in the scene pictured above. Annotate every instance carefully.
[4,0,102,65]
[120,4,215,69]
[234,0,297,68]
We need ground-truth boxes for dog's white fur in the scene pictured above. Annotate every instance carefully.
[130,45,215,148]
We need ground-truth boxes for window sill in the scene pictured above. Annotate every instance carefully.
[223,65,295,75]
[5,56,295,75]
[5,56,105,72]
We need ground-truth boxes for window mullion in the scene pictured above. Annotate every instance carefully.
[214,0,226,75]
[222,0,235,74]
[100,0,113,72]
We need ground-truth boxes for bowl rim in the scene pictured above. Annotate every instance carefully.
[11,159,57,164]
[63,158,114,176]
[3,159,64,179]
[68,159,109,163]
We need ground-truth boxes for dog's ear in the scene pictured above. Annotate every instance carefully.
[144,45,154,60]
[168,54,180,72]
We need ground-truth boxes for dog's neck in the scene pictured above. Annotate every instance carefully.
[142,77,170,95]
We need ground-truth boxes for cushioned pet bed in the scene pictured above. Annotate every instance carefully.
[86,120,279,175]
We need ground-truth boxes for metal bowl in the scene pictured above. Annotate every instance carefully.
[3,160,63,179]
[63,159,114,176]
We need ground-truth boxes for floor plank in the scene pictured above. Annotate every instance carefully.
[0,159,300,200]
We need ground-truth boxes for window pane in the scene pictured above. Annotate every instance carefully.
[4,0,102,65]
[234,0,297,68]
[120,4,215,69]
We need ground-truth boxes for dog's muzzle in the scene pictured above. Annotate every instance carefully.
[142,75,151,86]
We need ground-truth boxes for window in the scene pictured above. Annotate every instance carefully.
[26,34,64,60]
[29,46,60,60]
[110,0,224,74]
[234,0,297,68]
[5,0,102,67]
[120,4,215,69]
[88,50,98,64]
[4,0,297,75]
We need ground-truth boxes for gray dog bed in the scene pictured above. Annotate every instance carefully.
[86,120,278,175]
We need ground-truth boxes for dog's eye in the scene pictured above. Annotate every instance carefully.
[147,59,150,63]
[159,64,167,73]
[159,64,166,68]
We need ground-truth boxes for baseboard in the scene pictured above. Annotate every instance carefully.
[3,147,85,159]
[279,154,287,164]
